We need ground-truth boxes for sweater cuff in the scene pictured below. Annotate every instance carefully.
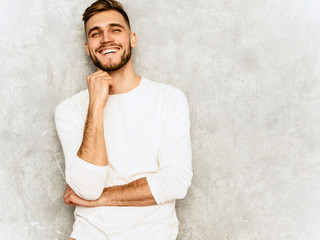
[72,155,109,172]
[146,174,162,204]
[66,155,109,200]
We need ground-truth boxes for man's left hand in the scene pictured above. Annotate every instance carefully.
[63,185,95,207]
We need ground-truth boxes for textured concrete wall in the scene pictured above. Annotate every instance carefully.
[1,0,320,239]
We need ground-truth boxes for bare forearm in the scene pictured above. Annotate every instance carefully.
[95,177,156,206]
[77,106,108,166]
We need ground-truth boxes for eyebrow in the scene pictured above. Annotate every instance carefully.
[87,23,126,36]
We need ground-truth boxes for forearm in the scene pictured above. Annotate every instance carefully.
[77,105,108,166]
[94,177,157,207]
[63,105,110,200]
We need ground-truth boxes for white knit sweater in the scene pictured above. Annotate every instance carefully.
[55,77,193,240]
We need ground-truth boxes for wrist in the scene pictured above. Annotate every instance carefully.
[88,103,104,113]
[93,189,116,207]
[90,199,100,207]
[94,195,106,207]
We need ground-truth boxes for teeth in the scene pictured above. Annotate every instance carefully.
[102,49,118,54]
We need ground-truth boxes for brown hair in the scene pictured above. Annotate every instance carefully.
[82,0,131,29]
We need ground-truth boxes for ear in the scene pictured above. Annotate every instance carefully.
[85,42,90,56]
[130,32,137,48]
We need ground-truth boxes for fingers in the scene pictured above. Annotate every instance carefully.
[86,71,113,91]
[63,185,74,199]
[63,185,76,206]
[88,76,114,87]
[64,192,76,206]
[86,70,116,109]
[86,70,112,84]
[63,185,92,207]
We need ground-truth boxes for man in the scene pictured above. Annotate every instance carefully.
[55,0,193,239]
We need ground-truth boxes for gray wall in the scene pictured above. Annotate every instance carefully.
[1,0,320,239]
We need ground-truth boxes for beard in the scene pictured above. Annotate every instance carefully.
[89,44,131,72]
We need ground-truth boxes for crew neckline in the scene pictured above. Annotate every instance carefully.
[108,77,144,98]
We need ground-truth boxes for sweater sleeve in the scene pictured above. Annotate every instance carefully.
[146,88,193,204]
[55,100,109,200]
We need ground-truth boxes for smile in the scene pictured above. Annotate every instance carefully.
[99,47,120,55]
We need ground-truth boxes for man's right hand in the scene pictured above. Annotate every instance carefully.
[86,70,116,110]
[77,70,111,166]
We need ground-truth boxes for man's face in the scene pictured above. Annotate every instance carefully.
[85,10,136,72]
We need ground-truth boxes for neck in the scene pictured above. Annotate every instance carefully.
[97,59,141,95]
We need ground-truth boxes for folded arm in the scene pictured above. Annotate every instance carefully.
[55,97,109,201]
[55,71,115,200]
[64,177,156,207]
[63,88,193,207]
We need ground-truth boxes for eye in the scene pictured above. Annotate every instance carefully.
[113,28,121,32]
[91,32,100,37]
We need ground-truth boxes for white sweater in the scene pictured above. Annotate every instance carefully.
[55,77,193,240]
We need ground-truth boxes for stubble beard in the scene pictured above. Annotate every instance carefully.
[89,45,132,73]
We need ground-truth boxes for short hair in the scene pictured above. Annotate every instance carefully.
[82,0,131,30]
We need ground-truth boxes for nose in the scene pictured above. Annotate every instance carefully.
[101,31,113,44]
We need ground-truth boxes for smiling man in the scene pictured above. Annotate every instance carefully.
[55,0,193,239]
